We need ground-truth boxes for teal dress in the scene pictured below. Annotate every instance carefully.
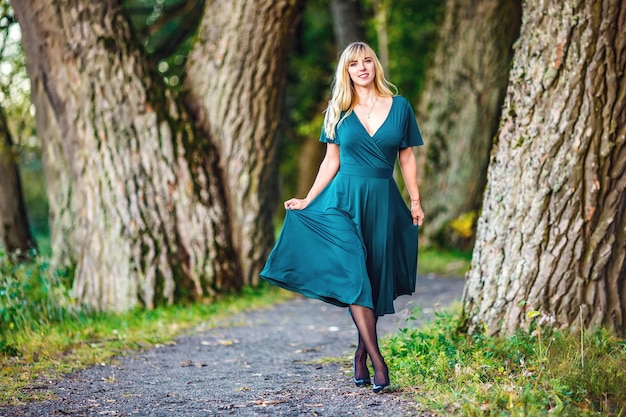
[261,96,423,316]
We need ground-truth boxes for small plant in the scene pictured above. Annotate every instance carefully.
[384,306,626,416]
[448,211,478,240]
[0,249,78,342]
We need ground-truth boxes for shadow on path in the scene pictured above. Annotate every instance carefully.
[1,276,465,417]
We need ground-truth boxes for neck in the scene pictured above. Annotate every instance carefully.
[354,85,377,104]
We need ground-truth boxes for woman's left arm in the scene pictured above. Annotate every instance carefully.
[398,147,424,226]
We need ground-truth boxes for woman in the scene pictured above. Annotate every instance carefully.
[261,41,425,393]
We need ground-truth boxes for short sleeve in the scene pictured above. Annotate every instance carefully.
[400,98,424,149]
[319,125,338,144]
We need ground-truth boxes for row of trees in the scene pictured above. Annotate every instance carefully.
[10,0,303,310]
[2,0,625,335]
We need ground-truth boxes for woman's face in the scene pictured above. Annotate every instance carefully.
[347,53,376,88]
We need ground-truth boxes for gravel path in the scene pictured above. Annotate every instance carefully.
[1,275,464,417]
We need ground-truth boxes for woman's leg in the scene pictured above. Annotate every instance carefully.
[349,304,389,390]
[353,332,370,385]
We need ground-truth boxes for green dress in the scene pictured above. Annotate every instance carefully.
[261,96,423,316]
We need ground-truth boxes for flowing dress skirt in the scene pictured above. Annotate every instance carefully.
[261,164,418,317]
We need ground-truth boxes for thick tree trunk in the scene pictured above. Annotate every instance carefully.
[184,0,304,286]
[416,0,521,249]
[463,0,626,335]
[0,106,36,255]
[13,0,240,311]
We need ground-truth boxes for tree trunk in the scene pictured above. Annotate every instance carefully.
[463,0,626,336]
[0,106,36,256]
[372,0,389,71]
[13,0,240,311]
[184,0,304,286]
[416,0,521,249]
[329,0,365,48]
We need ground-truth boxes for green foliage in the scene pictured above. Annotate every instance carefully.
[122,0,204,86]
[364,0,445,103]
[1,2,48,248]
[384,308,626,416]
[278,0,336,202]
[0,250,77,342]
[418,247,472,277]
[280,0,445,203]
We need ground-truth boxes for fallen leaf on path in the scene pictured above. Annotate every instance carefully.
[255,399,288,406]
[201,339,238,346]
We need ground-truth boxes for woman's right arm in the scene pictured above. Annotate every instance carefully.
[284,143,340,210]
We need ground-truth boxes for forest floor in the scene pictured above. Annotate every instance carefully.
[0,275,465,417]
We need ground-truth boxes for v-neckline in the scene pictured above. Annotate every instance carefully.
[353,96,395,138]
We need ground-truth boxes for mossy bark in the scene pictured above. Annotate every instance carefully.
[463,0,626,335]
[416,0,522,249]
[13,0,240,311]
[184,0,304,285]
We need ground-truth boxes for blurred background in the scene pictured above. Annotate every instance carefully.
[0,0,443,257]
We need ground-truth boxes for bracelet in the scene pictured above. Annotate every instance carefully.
[410,197,420,203]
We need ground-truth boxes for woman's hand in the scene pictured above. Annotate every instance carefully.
[285,197,310,211]
[411,200,425,226]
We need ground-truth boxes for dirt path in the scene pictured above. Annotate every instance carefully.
[1,275,464,417]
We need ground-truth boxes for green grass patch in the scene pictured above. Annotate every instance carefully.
[0,249,293,406]
[418,247,472,277]
[384,306,626,416]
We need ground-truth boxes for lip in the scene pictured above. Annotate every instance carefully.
[359,73,369,78]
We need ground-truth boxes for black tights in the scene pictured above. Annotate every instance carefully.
[350,305,389,386]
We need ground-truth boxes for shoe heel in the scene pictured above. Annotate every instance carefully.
[372,382,390,393]
[353,359,371,387]
[354,377,371,387]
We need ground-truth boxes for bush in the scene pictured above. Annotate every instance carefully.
[0,249,77,343]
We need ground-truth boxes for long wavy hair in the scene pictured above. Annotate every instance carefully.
[323,42,397,140]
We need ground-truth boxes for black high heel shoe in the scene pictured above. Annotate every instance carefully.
[372,370,390,393]
[353,360,371,387]
[372,380,390,393]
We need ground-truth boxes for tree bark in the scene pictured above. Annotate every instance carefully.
[13,0,240,311]
[0,106,36,256]
[463,0,626,335]
[416,0,521,249]
[184,0,304,286]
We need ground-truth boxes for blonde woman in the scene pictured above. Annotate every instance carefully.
[261,42,425,393]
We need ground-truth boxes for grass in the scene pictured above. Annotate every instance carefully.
[3,247,624,416]
[383,305,626,416]
[0,251,293,406]
[418,247,472,277]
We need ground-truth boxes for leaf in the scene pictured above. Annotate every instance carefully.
[526,310,540,320]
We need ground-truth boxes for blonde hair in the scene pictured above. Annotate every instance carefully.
[323,42,397,140]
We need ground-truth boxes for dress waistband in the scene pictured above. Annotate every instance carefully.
[339,165,393,179]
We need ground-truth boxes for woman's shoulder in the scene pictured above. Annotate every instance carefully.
[392,95,411,107]
[392,95,416,116]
